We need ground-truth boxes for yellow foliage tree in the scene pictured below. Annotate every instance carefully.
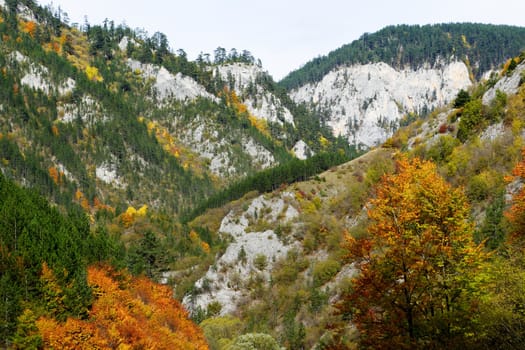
[21,21,37,37]
[85,65,103,82]
[338,156,485,348]
[137,204,148,217]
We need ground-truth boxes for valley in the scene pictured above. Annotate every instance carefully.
[1,1,525,349]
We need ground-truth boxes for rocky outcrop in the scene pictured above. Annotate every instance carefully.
[183,193,299,315]
[483,61,525,105]
[127,59,215,102]
[216,63,295,126]
[291,61,472,148]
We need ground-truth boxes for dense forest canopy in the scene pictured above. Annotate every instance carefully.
[280,23,525,90]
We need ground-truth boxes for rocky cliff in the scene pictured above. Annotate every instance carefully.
[291,61,472,148]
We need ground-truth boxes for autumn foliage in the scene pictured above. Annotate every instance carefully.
[222,87,270,136]
[339,156,485,348]
[505,148,525,242]
[37,265,209,349]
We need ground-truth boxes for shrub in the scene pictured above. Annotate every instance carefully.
[453,89,471,108]
[253,254,268,271]
[313,259,341,287]
[426,135,460,163]
[457,99,484,142]
[228,333,282,350]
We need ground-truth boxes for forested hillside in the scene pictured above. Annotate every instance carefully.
[280,23,525,90]
[0,0,351,347]
[3,0,525,349]
[181,54,525,349]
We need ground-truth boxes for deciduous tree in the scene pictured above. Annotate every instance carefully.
[339,156,484,349]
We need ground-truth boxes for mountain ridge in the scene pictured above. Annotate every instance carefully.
[280,23,525,90]
[2,1,525,348]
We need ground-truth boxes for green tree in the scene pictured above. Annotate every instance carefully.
[453,89,471,108]
[457,99,484,142]
[12,309,42,350]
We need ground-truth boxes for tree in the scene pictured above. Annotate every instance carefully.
[214,47,227,64]
[505,147,525,243]
[457,99,484,142]
[5,0,19,32]
[338,156,484,349]
[453,89,470,108]
[37,265,209,349]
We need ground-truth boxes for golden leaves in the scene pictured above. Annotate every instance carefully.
[340,156,484,347]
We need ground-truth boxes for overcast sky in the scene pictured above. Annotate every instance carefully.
[41,0,525,80]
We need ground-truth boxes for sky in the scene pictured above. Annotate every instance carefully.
[40,0,525,81]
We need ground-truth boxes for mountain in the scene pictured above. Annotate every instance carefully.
[184,56,525,349]
[0,0,353,222]
[281,23,525,148]
[290,60,471,147]
[0,1,349,347]
[280,23,525,89]
[3,1,525,348]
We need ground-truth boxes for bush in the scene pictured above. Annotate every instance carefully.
[457,99,484,142]
[228,333,283,350]
[200,316,243,350]
[253,254,268,271]
[466,170,502,201]
[426,135,460,163]
[313,259,341,287]
[453,89,471,108]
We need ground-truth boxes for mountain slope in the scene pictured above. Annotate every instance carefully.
[280,23,525,90]
[3,2,525,348]
[291,60,471,147]
[282,24,525,148]
[183,54,525,349]
[0,0,352,222]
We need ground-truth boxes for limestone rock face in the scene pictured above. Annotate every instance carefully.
[183,193,299,315]
[291,61,472,148]
[127,59,215,102]
[216,63,295,126]
[483,61,525,106]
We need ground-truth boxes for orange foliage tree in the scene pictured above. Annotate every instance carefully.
[37,265,208,349]
[505,148,525,243]
[339,156,485,348]
[48,166,60,185]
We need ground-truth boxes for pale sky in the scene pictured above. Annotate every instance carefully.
[41,0,525,80]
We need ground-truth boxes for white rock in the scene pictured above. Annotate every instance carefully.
[60,95,102,123]
[291,61,472,148]
[174,115,276,177]
[18,3,37,22]
[292,140,312,160]
[95,163,124,187]
[482,62,525,105]
[216,63,295,126]
[117,36,138,51]
[127,59,215,102]
[58,77,76,95]
[480,121,505,141]
[9,51,28,64]
[21,71,50,93]
[10,51,75,96]
[184,193,299,315]
[242,138,275,169]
